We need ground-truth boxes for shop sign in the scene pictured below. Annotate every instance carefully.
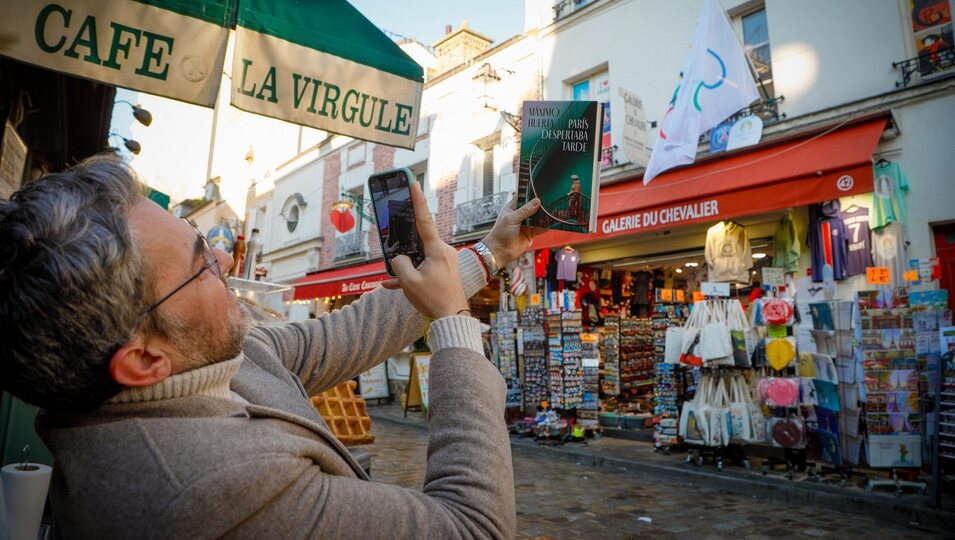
[340,278,383,294]
[762,267,785,287]
[619,87,649,167]
[866,266,891,285]
[1,0,230,107]
[701,281,730,297]
[358,362,389,400]
[725,115,763,151]
[600,199,719,235]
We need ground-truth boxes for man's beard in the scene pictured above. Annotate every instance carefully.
[159,287,248,372]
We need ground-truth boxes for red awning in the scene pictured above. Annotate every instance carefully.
[291,260,388,300]
[534,116,888,250]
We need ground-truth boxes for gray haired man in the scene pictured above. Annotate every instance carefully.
[0,155,540,538]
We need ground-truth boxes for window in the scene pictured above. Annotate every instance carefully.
[282,194,305,233]
[741,8,774,98]
[569,69,612,168]
[346,143,366,168]
[906,0,954,77]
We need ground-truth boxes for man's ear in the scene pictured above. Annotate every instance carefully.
[109,337,172,387]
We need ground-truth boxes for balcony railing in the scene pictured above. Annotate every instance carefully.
[334,230,365,260]
[893,47,954,88]
[455,191,512,234]
[699,95,786,145]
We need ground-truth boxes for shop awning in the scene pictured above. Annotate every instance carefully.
[1,0,424,149]
[535,116,888,249]
[291,260,388,300]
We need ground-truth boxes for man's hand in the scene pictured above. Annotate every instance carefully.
[481,195,542,268]
[381,183,469,319]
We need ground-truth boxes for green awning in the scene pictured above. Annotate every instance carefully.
[231,0,423,149]
[0,0,424,149]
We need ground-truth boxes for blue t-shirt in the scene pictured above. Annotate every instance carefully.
[808,202,849,282]
[841,205,874,277]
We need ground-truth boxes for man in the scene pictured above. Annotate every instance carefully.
[0,155,541,538]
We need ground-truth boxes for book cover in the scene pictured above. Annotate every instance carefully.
[517,100,603,233]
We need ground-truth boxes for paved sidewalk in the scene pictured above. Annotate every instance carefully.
[367,403,954,533]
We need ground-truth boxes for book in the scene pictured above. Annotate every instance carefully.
[517,100,603,233]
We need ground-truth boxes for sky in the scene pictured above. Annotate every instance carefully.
[348,0,525,47]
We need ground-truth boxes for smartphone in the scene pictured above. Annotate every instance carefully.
[368,168,425,276]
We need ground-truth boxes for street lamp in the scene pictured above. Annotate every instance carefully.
[114,100,153,127]
[109,132,142,155]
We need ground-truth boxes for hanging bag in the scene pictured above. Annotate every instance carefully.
[701,301,734,365]
[664,326,684,364]
[703,377,732,446]
[679,375,710,445]
[729,374,757,442]
[680,302,706,367]
[727,300,757,368]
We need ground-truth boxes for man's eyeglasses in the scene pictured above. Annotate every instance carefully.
[141,219,222,316]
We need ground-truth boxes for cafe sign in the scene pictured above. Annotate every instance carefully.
[0,0,230,106]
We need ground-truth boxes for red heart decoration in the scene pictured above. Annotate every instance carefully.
[329,208,355,233]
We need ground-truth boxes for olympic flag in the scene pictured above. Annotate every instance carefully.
[643,0,759,185]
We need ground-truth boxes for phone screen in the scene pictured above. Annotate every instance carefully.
[369,168,424,276]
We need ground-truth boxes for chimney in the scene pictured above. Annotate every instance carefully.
[445,24,452,35]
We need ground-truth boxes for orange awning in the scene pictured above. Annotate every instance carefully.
[291,260,388,300]
[534,116,888,249]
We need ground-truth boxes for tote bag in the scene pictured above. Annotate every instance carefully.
[679,376,710,445]
[729,375,758,442]
[703,378,732,446]
[664,326,684,364]
[701,301,733,365]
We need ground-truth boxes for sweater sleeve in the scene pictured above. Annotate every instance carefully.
[154,344,516,540]
[247,249,488,396]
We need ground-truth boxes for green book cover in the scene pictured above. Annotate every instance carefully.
[517,100,603,234]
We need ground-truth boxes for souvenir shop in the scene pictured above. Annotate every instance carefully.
[489,114,955,498]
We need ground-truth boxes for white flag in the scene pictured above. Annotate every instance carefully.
[644,0,759,185]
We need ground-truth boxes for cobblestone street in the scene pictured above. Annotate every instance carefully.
[364,419,945,539]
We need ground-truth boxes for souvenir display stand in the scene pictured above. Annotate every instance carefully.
[673,298,760,471]
[519,306,548,411]
[579,333,601,433]
[619,318,654,409]
[652,290,690,451]
[491,311,521,413]
[931,348,955,509]
[546,312,565,408]
[599,316,621,400]
[805,300,865,486]
[857,290,927,495]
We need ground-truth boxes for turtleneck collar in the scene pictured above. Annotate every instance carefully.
[107,356,244,404]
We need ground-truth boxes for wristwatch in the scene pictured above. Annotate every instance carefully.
[472,241,500,276]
